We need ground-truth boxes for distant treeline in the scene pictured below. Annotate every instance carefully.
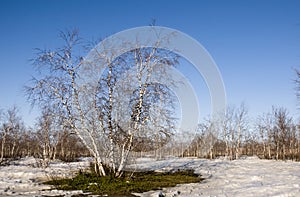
[0,105,300,164]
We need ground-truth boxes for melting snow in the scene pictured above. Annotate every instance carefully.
[133,156,300,197]
[0,156,300,196]
[0,157,91,196]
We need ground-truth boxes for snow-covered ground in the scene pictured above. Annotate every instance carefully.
[0,156,300,196]
[0,157,91,196]
[133,156,300,197]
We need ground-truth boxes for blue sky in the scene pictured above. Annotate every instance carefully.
[1,0,300,126]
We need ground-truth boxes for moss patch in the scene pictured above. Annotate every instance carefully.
[45,169,203,196]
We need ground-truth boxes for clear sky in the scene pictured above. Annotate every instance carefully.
[1,0,300,127]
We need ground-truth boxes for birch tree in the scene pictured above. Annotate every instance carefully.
[257,107,297,160]
[0,106,24,162]
[273,107,293,160]
[35,108,61,166]
[220,107,234,159]
[218,104,248,160]
[192,120,218,159]
[234,104,248,159]
[26,29,179,177]
[0,109,4,163]
[257,112,274,159]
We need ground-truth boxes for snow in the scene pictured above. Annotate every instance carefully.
[0,156,300,196]
[133,156,300,197]
[0,157,91,196]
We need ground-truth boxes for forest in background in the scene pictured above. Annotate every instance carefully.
[0,104,299,165]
